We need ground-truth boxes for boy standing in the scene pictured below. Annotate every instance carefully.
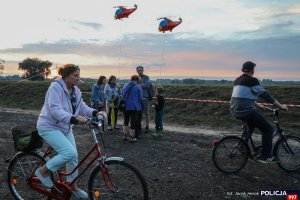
[153,87,165,137]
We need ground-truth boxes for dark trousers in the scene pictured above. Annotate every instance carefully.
[155,110,164,130]
[124,110,138,130]
[135,110,143,137]
[237,111,274,158]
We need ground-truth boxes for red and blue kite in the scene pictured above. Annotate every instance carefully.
[157,17,182,33]
[114,4,138,20]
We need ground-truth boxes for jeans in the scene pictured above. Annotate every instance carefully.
[155,110,164,130]
[237,111,274,158]
[38,129,78,182]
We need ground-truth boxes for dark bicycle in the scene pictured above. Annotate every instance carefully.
[212,107,300,173]
[7,114,149,200]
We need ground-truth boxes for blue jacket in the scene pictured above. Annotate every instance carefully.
[91,83,105,103]
[37,78,95,133]
[122,81,143,111]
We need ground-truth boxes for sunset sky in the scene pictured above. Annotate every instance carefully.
[0,0,300,80]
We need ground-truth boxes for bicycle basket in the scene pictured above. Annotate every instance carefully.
[11,125,43,151]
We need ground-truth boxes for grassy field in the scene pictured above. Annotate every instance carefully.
[0,80,299,134]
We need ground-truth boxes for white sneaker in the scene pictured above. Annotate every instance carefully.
[108,125,112,130]
[115,125,120,129]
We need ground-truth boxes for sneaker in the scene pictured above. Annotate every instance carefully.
[108,125,112,130]
[144,126,149,133]
[34,169,53,188]
[115,125,120,129]
[72,188,88,199]
[256,156,279,164]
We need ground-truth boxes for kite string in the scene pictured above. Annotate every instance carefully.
[159,33,166,85]
[0,65,59,91]
[118,22,123,78]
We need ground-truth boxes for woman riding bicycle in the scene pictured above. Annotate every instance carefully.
[230,61,288,164]
[36,64,104,199]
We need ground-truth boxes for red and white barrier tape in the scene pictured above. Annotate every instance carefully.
[165,97,300,108]
[82,92,300,108]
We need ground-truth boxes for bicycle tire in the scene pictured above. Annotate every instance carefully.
[212,136,249,173]
[7,151,54,200]
[87,159,149,200]
[274,135,300,172]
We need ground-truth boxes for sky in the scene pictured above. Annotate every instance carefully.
[0,0,300,80]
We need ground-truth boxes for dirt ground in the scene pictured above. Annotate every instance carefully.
[0,109,299,200]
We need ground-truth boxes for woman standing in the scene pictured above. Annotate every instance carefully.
[91,75,106,111]
[122,75,143,142]
[104,75,120,130]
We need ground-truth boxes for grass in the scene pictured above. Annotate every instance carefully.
[0,80,299,135]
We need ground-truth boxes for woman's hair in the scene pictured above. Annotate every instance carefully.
[58,64,80,79]
[130,74,140,82]
[108,75,117,84]
[97,76,106,85]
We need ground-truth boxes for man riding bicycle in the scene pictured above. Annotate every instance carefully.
[230,61,288,163]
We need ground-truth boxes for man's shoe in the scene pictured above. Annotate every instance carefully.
[72,188,88,199]
[115,125,120,129]
[108,125,112,130]
[144,126,149,133]
[129,137,137,142]
[256,156,279,164]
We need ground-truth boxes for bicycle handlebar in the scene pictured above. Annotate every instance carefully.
[261,106,280,117]
[85,113,108,130]
[263,106,279,112]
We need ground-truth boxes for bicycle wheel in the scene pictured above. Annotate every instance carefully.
[212,136,249,173]
[88,159,149,200]
[7,151,53,200]
[274,135,300,172]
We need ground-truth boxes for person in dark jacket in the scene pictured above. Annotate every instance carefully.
[136,66,153,133]
[153,87,165,137]
[230,61,288,163]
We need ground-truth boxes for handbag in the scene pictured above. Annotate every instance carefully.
[118,84,135,112]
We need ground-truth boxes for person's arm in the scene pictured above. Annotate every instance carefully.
[252,82,288,110]
[273,100,288,110]
[140,76,151,89]
[138,86,143,103]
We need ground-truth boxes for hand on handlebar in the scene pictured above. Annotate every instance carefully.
[96,111,107,119]
[279,104,288,111]
[76,116,88,124]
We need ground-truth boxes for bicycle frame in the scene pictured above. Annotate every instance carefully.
[28,118,124,200]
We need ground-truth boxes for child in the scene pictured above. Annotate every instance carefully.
[153,87,165,137]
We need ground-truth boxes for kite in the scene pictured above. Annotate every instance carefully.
[157,17,182,33]
[114,4,138,20]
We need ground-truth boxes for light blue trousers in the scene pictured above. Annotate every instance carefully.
[38,129,78,182]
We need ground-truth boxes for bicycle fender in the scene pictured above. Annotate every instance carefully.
[104,157,124,162]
